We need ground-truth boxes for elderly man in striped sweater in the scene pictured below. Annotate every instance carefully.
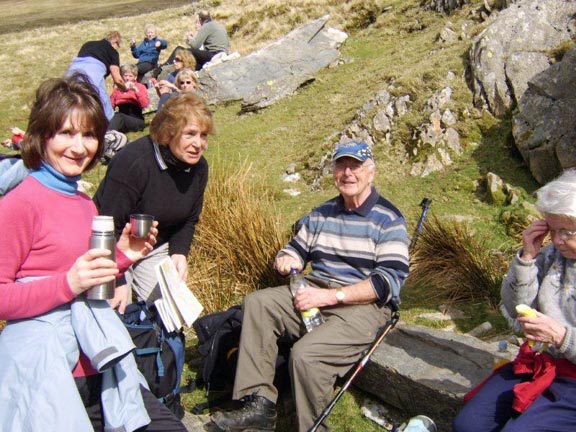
[211,141,410,432]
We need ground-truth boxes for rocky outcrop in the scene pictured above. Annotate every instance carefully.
[469,0,576,117]
[421,0,514,15]
[512,45,576,184]
[409,85,463,177]
[355,323,518,432]
[194,16,347,111]
[308,88,411,190]
[421,0,470,14]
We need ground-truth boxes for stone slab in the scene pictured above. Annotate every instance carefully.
[354,323,517,432]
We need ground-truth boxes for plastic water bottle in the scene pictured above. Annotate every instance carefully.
[86,215,116,300]
[398,415,437,432]
[289,269,325,332]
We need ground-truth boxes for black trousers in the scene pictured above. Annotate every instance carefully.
[164,45,221,70]
[136,61,156,82]
[75,374,187,432]
[108,113,145,133]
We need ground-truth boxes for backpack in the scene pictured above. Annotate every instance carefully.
[120,301,189,419]
[193,305,243,395]
[191,305,291,413]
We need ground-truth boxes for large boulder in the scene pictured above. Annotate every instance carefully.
[512,45,576,184]
[195,16,347,111]
[469,0,576,117]
[421,0,516,16]
[355,324,518,432]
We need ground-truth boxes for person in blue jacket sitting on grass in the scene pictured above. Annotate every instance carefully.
[130,24,168,82]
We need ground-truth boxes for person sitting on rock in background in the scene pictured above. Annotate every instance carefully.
[156,48,196,83]
[186,9,229,70]
[210,141,410,432]
[130,24,168,83]
[156,68,198,111]
[66,31,127,122]
[163,9,229,71]
[453,168,576,432]
[151,48,195,99]
[108,63,149,133]
[2,126,25,151]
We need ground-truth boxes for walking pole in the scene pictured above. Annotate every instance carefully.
[308,198,432,432]
[309,310,400,432]
[410,198,432,251]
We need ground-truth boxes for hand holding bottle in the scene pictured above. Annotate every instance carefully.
[290,269,324,332]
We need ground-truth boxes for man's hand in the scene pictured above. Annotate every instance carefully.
[274,254,302,276]
[293,286,336,310]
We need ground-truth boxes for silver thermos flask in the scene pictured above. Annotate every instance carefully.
[85,215,116,300]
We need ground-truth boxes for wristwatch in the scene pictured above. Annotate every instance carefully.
[335,288,345,303]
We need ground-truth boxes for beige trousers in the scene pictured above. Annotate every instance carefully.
[232,283,390,432]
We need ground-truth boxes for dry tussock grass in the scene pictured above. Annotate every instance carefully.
[186,161,289,313]
[409,216,509,308]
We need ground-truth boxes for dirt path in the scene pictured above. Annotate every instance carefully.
[0,0,191,34]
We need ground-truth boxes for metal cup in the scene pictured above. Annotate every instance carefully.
[130,214,154,239]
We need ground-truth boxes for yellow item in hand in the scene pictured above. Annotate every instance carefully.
[515,304,538,318]
[515,304,547,351]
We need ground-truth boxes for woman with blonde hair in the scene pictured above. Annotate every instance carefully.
[157,68,199,111]
[94,92,212,305]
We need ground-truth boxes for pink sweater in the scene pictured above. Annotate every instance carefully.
[0,176,133,376]
[110,82,149,109]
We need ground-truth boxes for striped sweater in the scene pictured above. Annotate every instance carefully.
[279,187,410,305]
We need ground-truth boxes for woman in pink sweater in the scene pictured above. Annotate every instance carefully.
[109,63,149,133]
[0,73,186,431]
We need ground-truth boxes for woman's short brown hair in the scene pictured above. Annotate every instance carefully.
[150,93,214,146]
[21,73,108,171]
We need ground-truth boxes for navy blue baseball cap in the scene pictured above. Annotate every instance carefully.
[332,141,374,162]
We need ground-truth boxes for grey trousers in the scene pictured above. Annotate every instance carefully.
[125,243,169,304]
[232,283,390,432]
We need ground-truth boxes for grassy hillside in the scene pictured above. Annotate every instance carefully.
[0,0,539,340]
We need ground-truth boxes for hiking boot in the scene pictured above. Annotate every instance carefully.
[211,395,276,431]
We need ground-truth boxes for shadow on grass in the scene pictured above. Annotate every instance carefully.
[471,114,540,193]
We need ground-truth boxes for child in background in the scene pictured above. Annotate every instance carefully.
[108,63,149,133]
[130,24,168,82]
